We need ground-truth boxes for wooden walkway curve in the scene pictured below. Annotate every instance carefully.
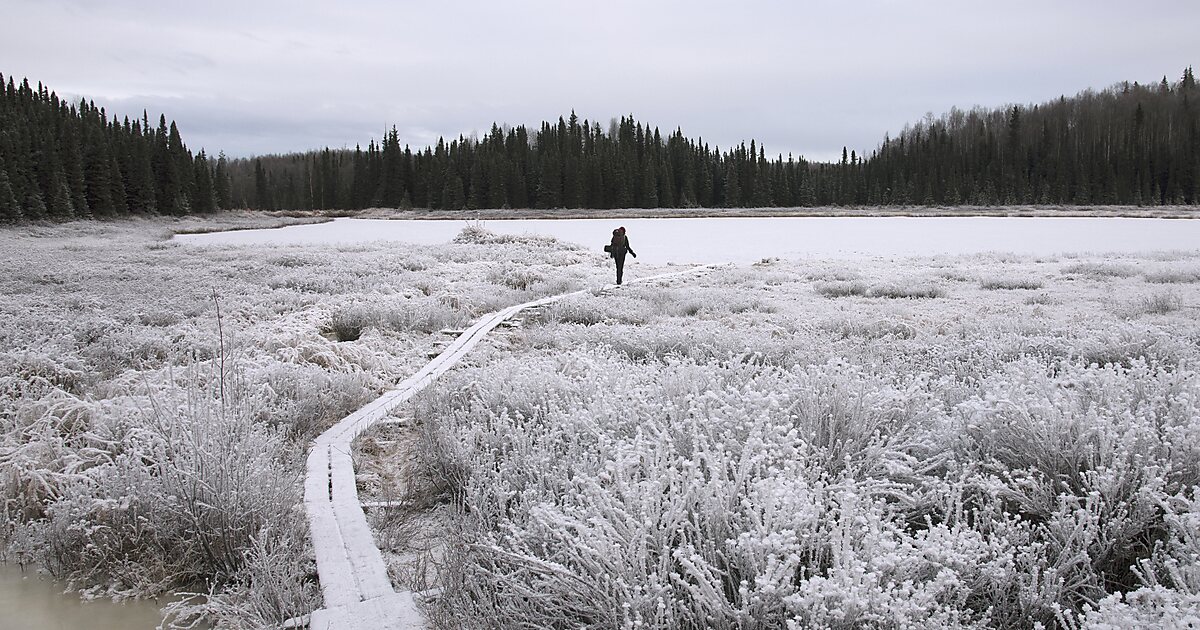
[306,265,717,629]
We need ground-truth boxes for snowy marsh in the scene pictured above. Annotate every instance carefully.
[3,216,1200,629]
[397,251,1200,629]
[0,218,635,627]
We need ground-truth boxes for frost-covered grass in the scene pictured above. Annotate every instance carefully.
[0,218,629,627]
[980,276,1044,290]
[405,251,1200,629]
[813,280,867,297]
[1063,261,1140,278]
[1143,267,1200,284]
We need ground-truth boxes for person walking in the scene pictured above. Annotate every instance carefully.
[609,226,636,284]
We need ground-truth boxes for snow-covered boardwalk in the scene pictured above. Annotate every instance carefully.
[306,266,717,630]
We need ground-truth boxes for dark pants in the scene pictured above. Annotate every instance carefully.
[614,251,627,284]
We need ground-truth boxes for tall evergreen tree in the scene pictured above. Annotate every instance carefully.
[193,151,216,213]
[0,169,21,222]
[214,152,232,210]
[24,187,47,220]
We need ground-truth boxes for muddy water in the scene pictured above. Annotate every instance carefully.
[0,564,167,630]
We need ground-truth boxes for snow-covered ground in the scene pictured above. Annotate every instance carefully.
[4,216,1200,628]
[176,216,1200,265]
[0,218,648,628]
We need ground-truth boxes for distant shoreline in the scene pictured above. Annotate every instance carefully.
[348,205,1200,220]
[8,206,1199,242]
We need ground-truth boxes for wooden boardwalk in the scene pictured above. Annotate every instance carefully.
[305,266,717,629]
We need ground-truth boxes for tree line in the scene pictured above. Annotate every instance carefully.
[861,68,1199,206]
[0,72,232,223]
[230,67,1199,211]
[2,67,1197,223]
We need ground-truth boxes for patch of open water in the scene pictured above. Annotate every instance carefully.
[0,564,168,630]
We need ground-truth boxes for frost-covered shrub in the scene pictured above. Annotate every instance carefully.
[867,283,946,299]
[425,306,1200,628]
[822,316,917,340]
[487,263,546,291]
[714,265,797,287]
[266,270,342,293]
[162,520,320,630]
[29,370,299,597]
[804,266,860,282]
[1063,262,1139,278]
[138,309,184,327]
[423,353,980,628]
[451,223,564,249]
[814,280,867,297]
[1075,324,1186,368]
[980,277,1043,290]
[389,298,468,333]
[0,353,87,400]
[671,299,706,317]
[1137,291,1184,315]
[937,269,976,282]
[451,221,493,244]
[254,364,370,440]
[934,359,1200,624]
[266,252,313,268]
[1143,268,1200,284]
[1080,586,1200,629]
[327,306,368,341]
[539,294,650,327]
[0,390,97,522]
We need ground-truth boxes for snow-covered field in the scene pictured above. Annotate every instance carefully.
[3,216,1200,628]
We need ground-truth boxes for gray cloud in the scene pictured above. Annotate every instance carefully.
[3,0,1196,162]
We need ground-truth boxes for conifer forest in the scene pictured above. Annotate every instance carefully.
[1,68,1198,223]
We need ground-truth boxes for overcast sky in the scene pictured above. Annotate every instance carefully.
[3,0,1196,162]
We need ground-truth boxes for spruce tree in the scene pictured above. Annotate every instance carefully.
[49,175,75,220]
[61,121,88,214]
[723,163,741,207]
[214,152,232,209]
[83,141,115,217]
[108,157,128,215]
[130,148,157,214]
[24,187,47,220]
[193,151,216,213]
[442,174,466,210]
[0,169,21,222]
[254,159,269,210]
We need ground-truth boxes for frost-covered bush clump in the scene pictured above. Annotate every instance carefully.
[814,280,867,297]
[1063,261,1140,278]
[36,371,298,595]
[980,276,1044,290]
[867,283,946,299]
[1143,266,1200,284]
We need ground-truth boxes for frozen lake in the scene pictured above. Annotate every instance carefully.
[175,216,1200,263]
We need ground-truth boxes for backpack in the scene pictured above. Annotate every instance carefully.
[605,232,625,255]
